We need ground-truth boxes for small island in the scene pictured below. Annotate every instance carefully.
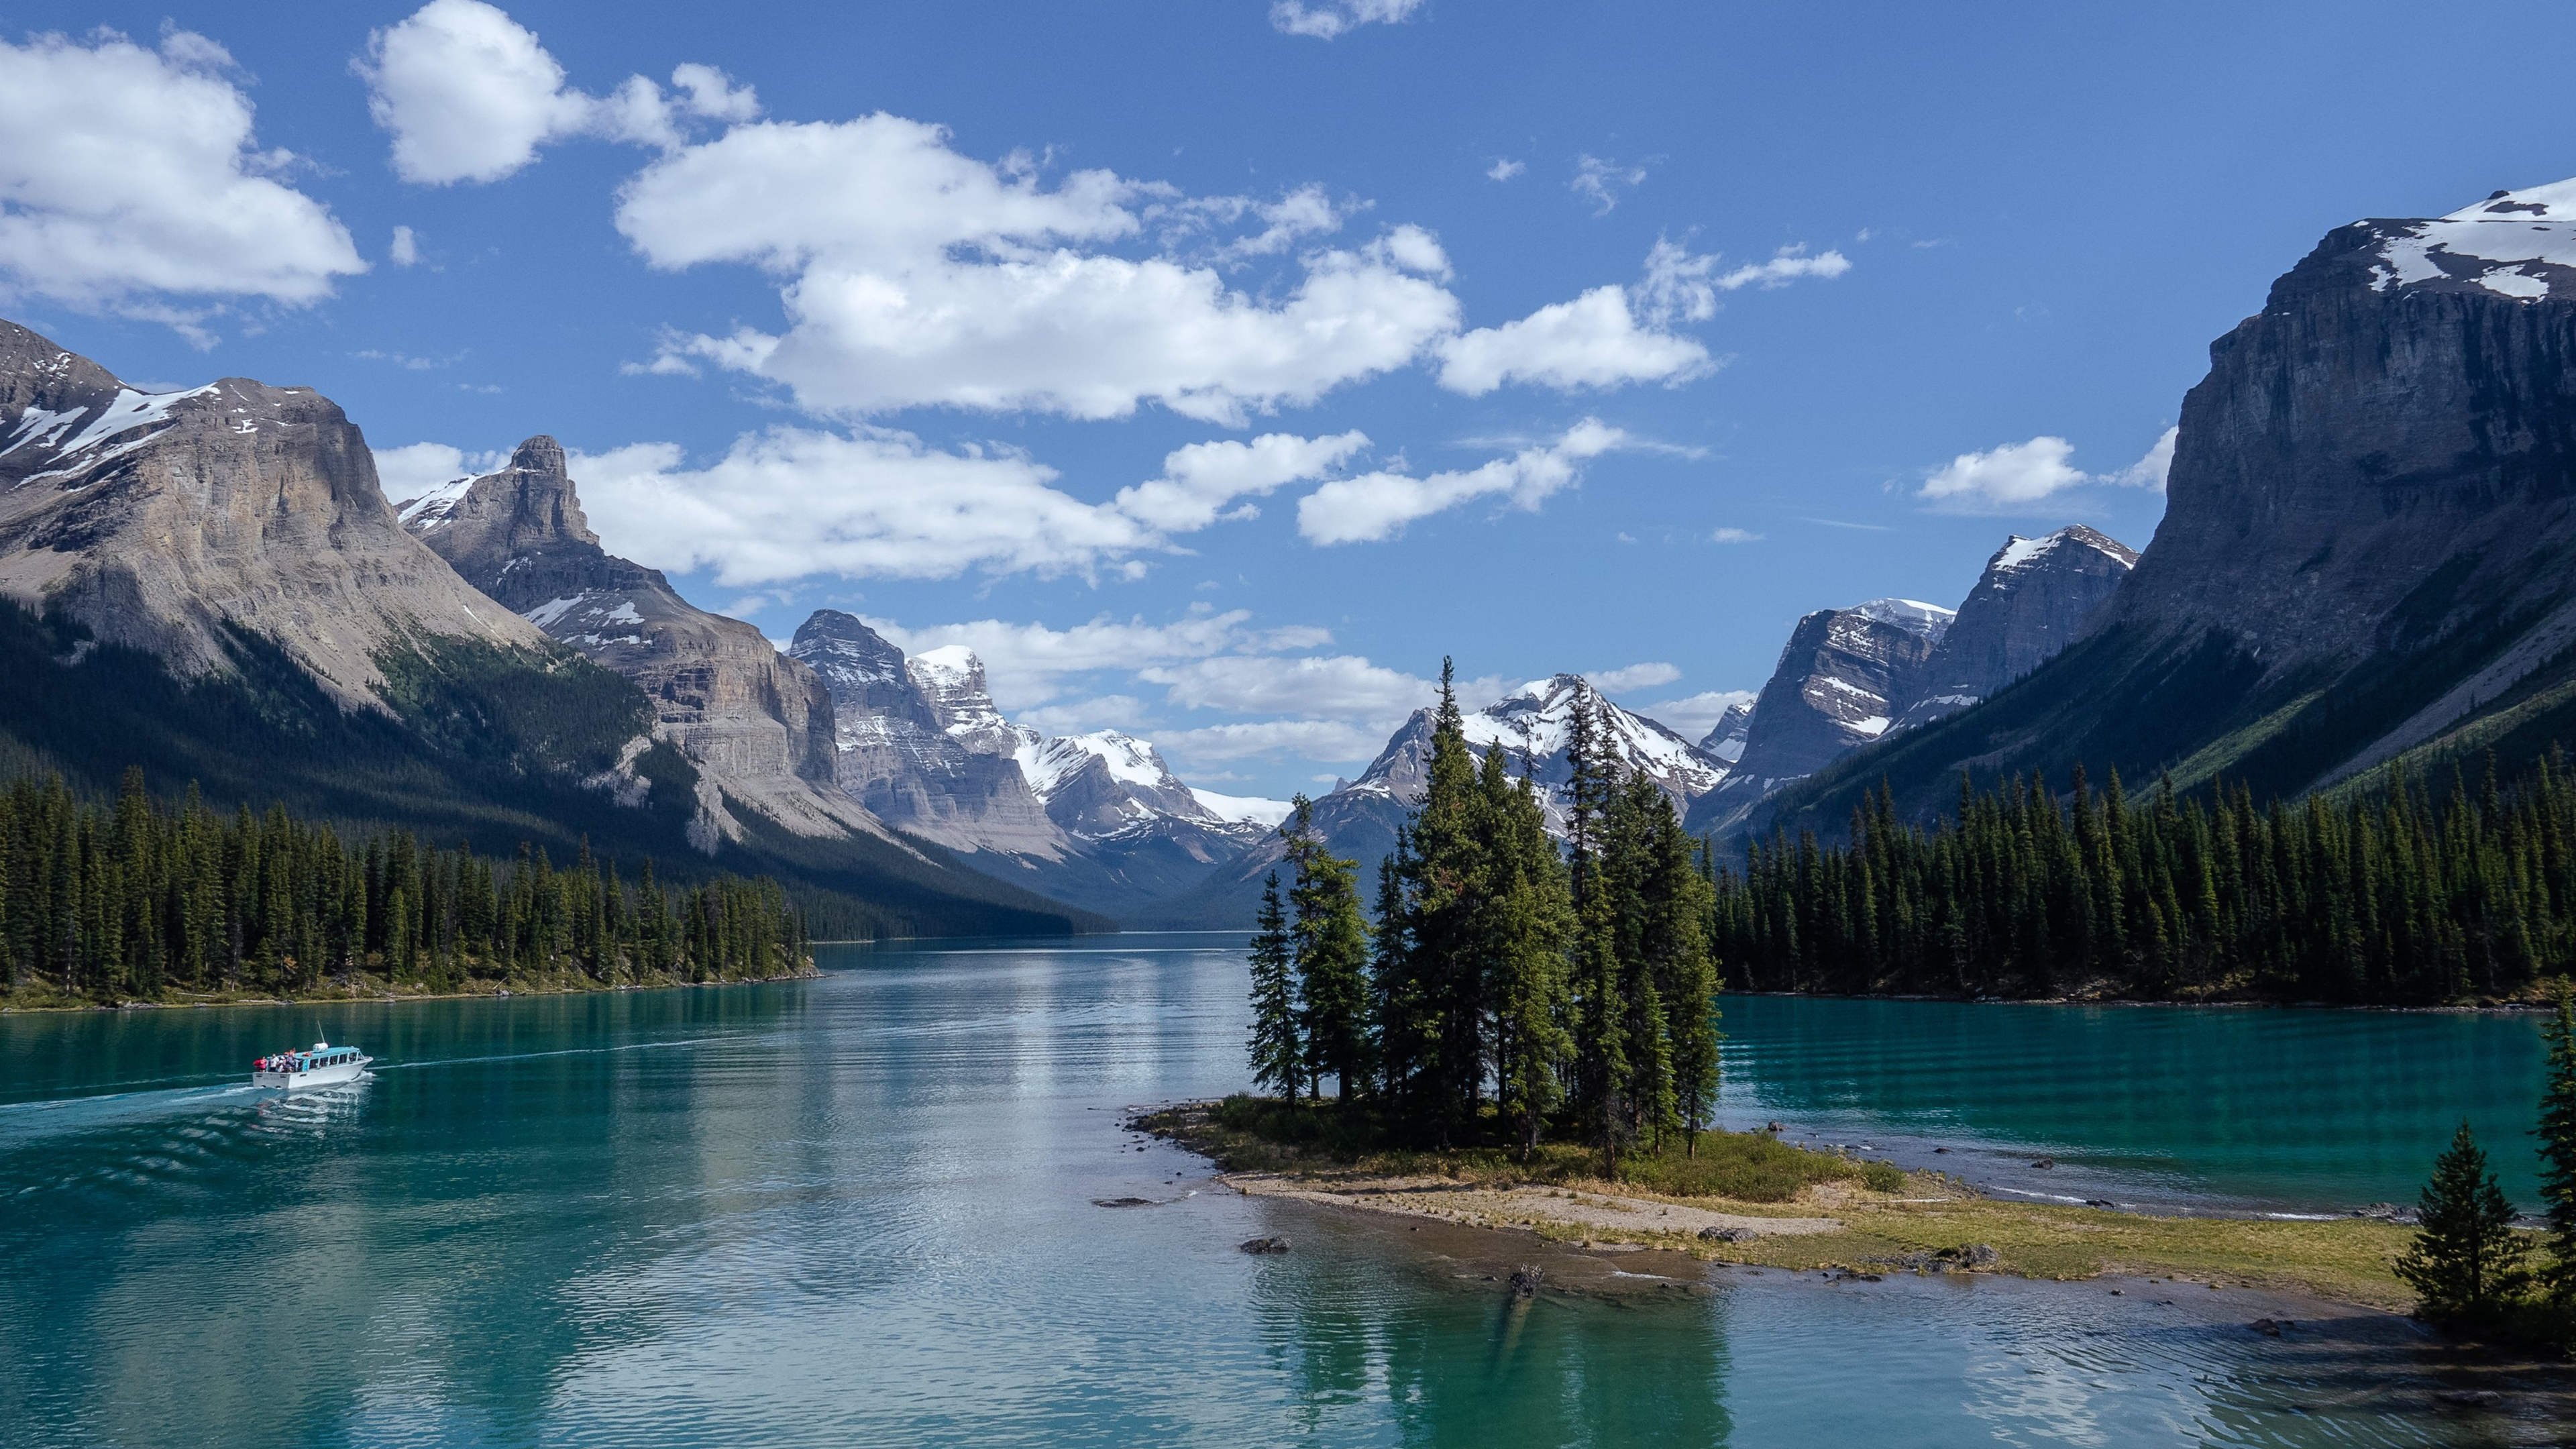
[1193,675,2576,1348]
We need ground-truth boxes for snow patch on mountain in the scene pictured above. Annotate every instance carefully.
[2363,178,2576,301]
[1190,789,1293,827]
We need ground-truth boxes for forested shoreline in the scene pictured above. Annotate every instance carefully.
[0,769,811,1006]
[1712,756,2576,1007]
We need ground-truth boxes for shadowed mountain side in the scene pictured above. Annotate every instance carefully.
[1733,180,2576,845]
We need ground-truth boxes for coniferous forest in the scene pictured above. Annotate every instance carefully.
[0,769,810,1004]
[1711,755,2576,1006]
[1250,667,1721,1164]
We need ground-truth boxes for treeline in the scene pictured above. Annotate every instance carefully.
[1250,668,1720,1163]
[1713,754,2576,1004]
[0,769,810,1002]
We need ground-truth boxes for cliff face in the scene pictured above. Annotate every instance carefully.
[0,319,547,705]
[1895,527,2137,731]
[1686,600,1949,834]
[788,611,1064,857]
[405,439,886,849]
[1744,178,2576,841]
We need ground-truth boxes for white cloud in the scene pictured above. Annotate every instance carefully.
[1590,661,1680,692]
[1142,654,1433,718]
[1297,418,1627,545]
[1571,155,1646,215]
[569,429,1152,585]
[1919,427,2176,510]
[1711,527,1761,543]
[1112,431,1368,532]
[360,0,759,184]
[1919,436,2085,509]
[2112,425,2178,492]
[1270,0,1426,39]
[1436,284,1709,394]
[1715,245,1851,290]
[867,610,1331,709]
[389,225,421,267]
[371,441,500,503]
[0,29,363,329]
[1487,158,1525,182]
[1159,718,1390,763]
[1641,689,1756,739]
[617,115,1460,424]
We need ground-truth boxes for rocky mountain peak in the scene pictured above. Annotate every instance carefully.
[1697,700,1753,763]
[403,433,599,563]
[0,319,544,705]
[1893,525,2137,731]
[1352,673,1727,831]
[789,610,921,711]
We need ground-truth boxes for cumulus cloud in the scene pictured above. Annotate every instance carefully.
[360,0,758,184]
[1297,418,1627,545]
[1919,427,2176,510]
[1589,661,1680,692]
[867,610,1331,710]
[568,429,1152,585]
[1641,689,1756,740]
[1436,240,1842,397]
[0,29,363,331]
[1159,718,1391,763]
[1112,431,1368,532]
[1571,155,1646,215]
[1270,0,1426,39]
[1487,158,1525,182]
[616,113,1460,424]
[1711,527,1761,543]
[389,225,421,267]
[1436,283,1709,395]
[2112,425,2178,492]
[1142,653,1433,718]
[371,441,500,502]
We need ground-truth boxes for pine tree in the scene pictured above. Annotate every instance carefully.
[1246,872,1301,1099]
[2396,1122,2532,1326]
[1284,796,1372,1104]
[1483,750,1572,1159]
[2537,979,2576,1315]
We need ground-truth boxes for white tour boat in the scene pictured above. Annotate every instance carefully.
[252,1041,372,1091]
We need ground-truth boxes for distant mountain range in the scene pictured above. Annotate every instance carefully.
[0,319,1093,940]
[7,175,2561,932]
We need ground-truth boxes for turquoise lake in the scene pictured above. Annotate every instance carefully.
[2,935,2568,1446]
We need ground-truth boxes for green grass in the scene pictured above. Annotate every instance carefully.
[1173,1095,1891,1204]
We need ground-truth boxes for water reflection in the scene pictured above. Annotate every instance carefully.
[0,943,2565,1447]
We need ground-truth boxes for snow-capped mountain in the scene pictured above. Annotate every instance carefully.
[1697,700,1754,763]
[1348,674,1730,831]
[0,318,548,706]
[1892,525,2137,731]
[1685,597,1953,835]
[788,610,1283,918]
[788,612,1061,857]
[1750,176,2576,841]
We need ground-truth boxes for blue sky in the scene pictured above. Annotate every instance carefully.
[12,0,2576,799]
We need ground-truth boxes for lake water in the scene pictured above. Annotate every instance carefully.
[1,935,2567,1447]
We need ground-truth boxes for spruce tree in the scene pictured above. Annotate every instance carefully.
[1283,796,1372,1104]
[1246,872,1301,1100]
[2537,979,2576,1315]
[2396,1122,2532,1326]
[1483,749,1572,1159]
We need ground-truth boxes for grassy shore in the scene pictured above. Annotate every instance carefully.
[0,963,819,1014]
[1144,1096,2418,1312]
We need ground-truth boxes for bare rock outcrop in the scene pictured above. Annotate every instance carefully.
[0,319,547,706]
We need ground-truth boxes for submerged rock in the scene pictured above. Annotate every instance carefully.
[1238,1236,1291,1255]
